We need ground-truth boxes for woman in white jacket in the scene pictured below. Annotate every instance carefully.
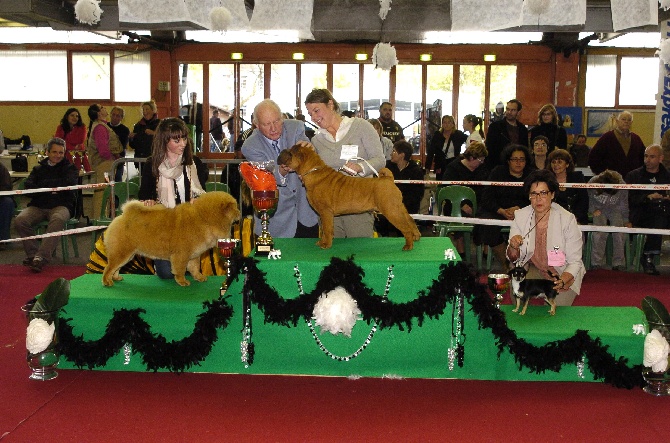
[506,169,585,306]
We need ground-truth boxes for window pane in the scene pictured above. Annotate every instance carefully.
[426,65,454,136]
[114,51,151,102]
[395,65,423,140]
[178,63,203,149]
[0,50,67,101]
[299,63,327,118]
[72,52,110,100]
[585,54,616,107]
[458,65,486,126]
[619,57,658,106]
[270,64,296,116]
[333,64,359,115]
[239,64,265,128]
[489,65,517,121]
[363,64,390,119]
[209,64,235,151]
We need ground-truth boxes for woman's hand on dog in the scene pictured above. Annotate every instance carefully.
[552,271,574,292]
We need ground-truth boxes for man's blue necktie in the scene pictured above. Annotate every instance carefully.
[272,140,280,156]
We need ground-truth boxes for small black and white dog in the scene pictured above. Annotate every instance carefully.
[509,266,559,316]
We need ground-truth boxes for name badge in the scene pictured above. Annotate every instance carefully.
[547,247,566,267]
[341,144,359,160]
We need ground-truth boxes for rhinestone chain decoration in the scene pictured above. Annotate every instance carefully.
[297,264,393,361]
[577,353,586,379]
[448,286,465,371]
[240,265,254,368]
[123,342,132,365]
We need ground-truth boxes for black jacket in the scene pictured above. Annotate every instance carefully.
[25,158,79,216]
[625,164,670,225]
[485,120,529,170]
[139,156,209,202]
[426,129,468,178]
[529,123,568,152]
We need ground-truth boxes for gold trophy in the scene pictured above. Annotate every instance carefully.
[251,189,279,255]
[217,238,240,296]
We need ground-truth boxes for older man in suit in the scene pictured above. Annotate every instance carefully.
[241,99,319,238]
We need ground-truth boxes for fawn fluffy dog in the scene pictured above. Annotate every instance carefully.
[277,144,421,250]
[102,191,240,287]
[509,266,559,316]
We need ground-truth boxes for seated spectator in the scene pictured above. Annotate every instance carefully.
[375,140,424,237]
[368,118,394,160]
[14,137,78,272]
[476,144,533,270]
[548,149,588,224]
[568,134,590,167]
[588,170,630,271]
[530,135,550,170]
[625,144,670,275]
[0,162,14,248]
[441,141,490,256]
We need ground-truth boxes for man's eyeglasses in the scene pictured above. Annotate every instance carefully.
[529,190,551,199]
[476,157,485,164]
[509,157,526,163]
[170,135,188,143]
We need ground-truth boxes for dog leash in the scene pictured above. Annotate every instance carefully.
[342,156,380,177]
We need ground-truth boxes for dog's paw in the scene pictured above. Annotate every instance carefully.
[193,274,207,282]
[175,277,191,287]
[512,307,519,312]
[316,240,332,249]
[102,279,114,287]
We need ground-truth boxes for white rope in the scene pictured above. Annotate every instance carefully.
[411,214,670,236]
[0,224,106,245]
[0,181,110,197]
[394,179,670,191]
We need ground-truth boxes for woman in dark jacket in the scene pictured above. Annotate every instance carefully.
[476,144,533,269]
[129,100,160,174]
[547,149,588,225]
[529,104,567,153]
[425,115,468,179]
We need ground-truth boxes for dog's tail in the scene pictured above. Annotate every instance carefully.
[378,168,394,178]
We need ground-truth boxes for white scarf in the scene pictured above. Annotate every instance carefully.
[156,155,204,208]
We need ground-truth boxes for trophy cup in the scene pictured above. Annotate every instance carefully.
[217,238,240,296]
[251,189,279,255]
[487,273,511,309]
[239,160,279,257]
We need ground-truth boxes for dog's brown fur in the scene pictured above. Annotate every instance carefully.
[102,191,240,287]
[278,144,421,250]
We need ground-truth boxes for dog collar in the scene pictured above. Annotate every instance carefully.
[300,167,322,178]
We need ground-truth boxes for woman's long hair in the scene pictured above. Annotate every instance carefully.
[150,117,195,178]
[59,107,83,136]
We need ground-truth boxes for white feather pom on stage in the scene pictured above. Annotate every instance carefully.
[657,39,670,66]
[661,0,670,11]
[525,0,550,15]
[312,286,361,337]
[210,6,233,32]
[379,0,392,20]
[372,43,398,71]
[74,0,104,25]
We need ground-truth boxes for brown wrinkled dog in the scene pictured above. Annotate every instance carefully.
[278,144,421,250]
[102,191,240,287]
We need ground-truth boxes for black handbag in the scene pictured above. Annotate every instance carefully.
[11,154,28,172]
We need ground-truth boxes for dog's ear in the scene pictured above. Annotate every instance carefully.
[277,149,292,165]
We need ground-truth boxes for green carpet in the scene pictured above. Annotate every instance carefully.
[59,238,645,381]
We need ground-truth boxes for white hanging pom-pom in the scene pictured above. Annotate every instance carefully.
[312,286,361,337]
[74,0,103,26]
[656,39,670,67]
[661,0,670,11]
[379,0,392,21]
[372,43,398,71]
[210,6,233,32]
[525,0,550,15]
